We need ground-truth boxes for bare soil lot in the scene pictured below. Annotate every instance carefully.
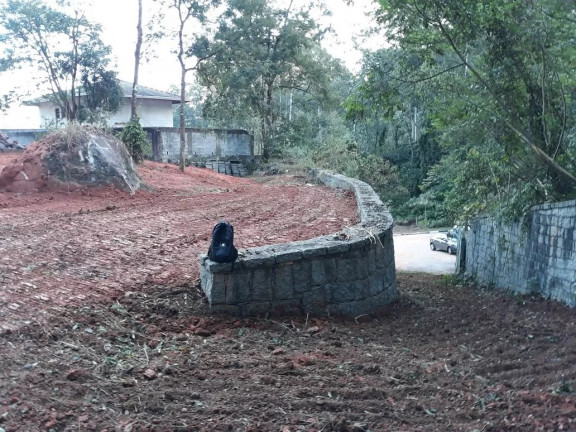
[0,153,575,431]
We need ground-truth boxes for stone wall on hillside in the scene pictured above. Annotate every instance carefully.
[199,170,397,317]
[461,200,576,307]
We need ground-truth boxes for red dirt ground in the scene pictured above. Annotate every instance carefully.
[1,152,575,431]
[0,152,358,332]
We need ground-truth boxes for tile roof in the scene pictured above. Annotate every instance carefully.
[26,80,183,105]
[118,81,182,103]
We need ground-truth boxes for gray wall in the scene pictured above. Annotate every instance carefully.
[200,170,397,317]
[0,128,253,162]
[147,127,253,162]
[462,200,576,307]
[0,129,48,147]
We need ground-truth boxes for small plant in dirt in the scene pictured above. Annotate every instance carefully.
[552,380,575,395]
[46,122,90,150]
[120,116,150,163]
[441,274,462,286]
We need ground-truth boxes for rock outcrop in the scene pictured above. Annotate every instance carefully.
[0,127,141,193]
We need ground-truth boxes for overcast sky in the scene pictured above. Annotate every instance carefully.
[91,0,382,88]
[0,0,383,128]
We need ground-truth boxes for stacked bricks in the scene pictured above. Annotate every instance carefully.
[199,170,397,317]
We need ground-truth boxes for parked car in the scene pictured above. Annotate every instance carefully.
[430,230,458,255]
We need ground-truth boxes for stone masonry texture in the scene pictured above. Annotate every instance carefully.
[462,200,576,307]
[199,170,397,317]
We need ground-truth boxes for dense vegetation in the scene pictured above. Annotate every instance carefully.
[180,0,576,225]
[2,0,575,225]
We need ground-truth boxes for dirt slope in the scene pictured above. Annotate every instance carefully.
[0,153,574,431]
[0,156,358,332]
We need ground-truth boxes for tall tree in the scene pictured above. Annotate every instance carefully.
[0,0,118,121]
[131,0,144,119]
[378,0,576,198]
[195,0,331,159]
[79,69,123,124]
[150,0,222,171]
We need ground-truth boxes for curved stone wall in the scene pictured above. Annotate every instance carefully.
[199,170,397,317]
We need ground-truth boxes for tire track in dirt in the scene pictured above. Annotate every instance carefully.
[0,161,358,332]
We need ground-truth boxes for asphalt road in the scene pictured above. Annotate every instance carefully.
[393,232,456,274]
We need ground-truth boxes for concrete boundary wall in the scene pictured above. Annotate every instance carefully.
[199,170,397,317]
[462,200,576,307]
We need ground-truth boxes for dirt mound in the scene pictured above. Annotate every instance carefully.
[0,157,574,430]
[0,127,140,193]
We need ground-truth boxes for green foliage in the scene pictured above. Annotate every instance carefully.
[0,91,14,113]
[309,115,410,209]
[78,70,123,125]
[195,0,339,159]
[344,48,443,221]
[353,0,576,224]
[0,0,116,121]
[120,117,150,164]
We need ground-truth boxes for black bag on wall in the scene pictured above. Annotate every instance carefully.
[208,221,238,263]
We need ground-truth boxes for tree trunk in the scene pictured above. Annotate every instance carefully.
[131,0,143,120]
[179,67,187,171]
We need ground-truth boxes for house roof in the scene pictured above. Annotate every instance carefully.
[118,81,183,103]
[25,80,184,105]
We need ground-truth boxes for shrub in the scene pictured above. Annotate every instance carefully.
[120,117,150,163]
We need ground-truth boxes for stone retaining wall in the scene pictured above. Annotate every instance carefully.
[462,200,576,307]
[199,170,397,317]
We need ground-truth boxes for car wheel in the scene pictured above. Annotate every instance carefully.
[430,243,436,251]
[447,246,453,255]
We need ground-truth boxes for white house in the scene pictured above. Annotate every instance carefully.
[29,81,182,128]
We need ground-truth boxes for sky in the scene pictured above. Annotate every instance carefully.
[0,0,384,128]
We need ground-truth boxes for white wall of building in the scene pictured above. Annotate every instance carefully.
[37,98,175,128]
[110,99,175,128]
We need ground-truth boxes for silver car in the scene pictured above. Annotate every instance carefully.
[430,230,458,255]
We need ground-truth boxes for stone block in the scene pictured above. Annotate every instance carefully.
[292,261,312,293]
[200,272,213,303]
[251,268,273,301]
[374,245,387,269]
[275,250,303,264]
[270,299,302,316]
[352,279,370,300]
[302,244,328,258]
[356,259,369,280]
[348,236,372,251]
[367,248,377,272]
[241,301,271,317]
[232,271,252,303]
[336,258,359,282]
[240,251,275,268]
[205,260,235,273]
[211,273,229,304]
[325,242,350,255]
[332,282,357,302]
[312,258,336,286]
[273,264,294,300]
[302,286,329,312]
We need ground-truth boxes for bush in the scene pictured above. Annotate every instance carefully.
[120,117,150,164]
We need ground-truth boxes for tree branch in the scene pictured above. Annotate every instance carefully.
[433,16,576,187]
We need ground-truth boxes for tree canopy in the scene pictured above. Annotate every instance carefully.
[0,0,121,122]
[195,0,337,159]
[348,0,576,222]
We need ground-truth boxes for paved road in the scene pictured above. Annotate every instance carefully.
[394,233,456,274]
